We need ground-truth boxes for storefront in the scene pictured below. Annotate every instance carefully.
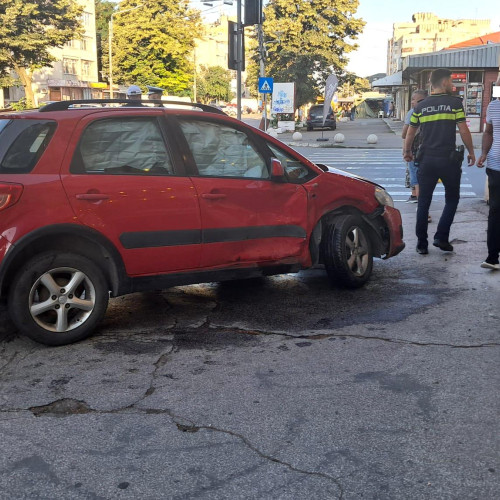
[402,43,500,132]
[46,79,94,101]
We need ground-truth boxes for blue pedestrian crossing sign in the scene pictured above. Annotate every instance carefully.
[258,77,273,94]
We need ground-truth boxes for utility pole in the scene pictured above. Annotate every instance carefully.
[258,24,267,130]
[236,0,242,120]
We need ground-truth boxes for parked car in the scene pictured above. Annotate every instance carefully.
[306,104,337,131]
[0,99,404,345]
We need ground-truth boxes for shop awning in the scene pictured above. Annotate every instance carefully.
[403,43,500,74]
[371,71,403,88]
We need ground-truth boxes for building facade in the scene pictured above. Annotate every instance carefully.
[1,0,99,108]
[387,13,491,75]
[402,44,500,132]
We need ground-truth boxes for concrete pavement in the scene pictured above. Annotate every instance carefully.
[266,117,484,150]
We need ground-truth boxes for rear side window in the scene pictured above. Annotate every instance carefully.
[0,119,56,173]
[71,117,173,175]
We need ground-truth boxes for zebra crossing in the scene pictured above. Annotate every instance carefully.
[304,149,477,202]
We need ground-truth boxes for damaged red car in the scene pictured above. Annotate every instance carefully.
[0,101,404,345]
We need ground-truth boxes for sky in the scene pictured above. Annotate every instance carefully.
[346,0,500,77]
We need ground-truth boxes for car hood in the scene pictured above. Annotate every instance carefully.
[316,163,383,189]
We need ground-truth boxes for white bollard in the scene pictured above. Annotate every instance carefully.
[267,128,278,138]
[334,133,345,143]
[292,131,303,141]
[367,134,378,144]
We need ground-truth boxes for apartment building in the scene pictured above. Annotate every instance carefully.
[195,15,254,101]
[2,0,99,107]
[387,12,491,75]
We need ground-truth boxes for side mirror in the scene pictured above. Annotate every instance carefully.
[270,158,286,182]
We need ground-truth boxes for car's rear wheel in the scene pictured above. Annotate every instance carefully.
[8,252,109,346]
[323,215,373,288]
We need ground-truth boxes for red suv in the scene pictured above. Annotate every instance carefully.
[0,100,404,345]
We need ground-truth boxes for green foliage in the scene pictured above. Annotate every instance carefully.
[0,0,83,103]
[196,66,232,103]
[95,0,115,42]
[354,76,371,94]
[9,97,33,110]
[0,0,84,69]
[111,0,202,96]
[262,0,365,108]
[95,0,115,81]
[337,71,370,96]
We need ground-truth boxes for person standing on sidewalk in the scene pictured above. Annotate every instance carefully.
[350,104,356,121]
[402,89,428,204]
[404,68,475,254]
[476,76,500,270]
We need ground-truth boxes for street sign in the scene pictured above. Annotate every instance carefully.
[258,77,273,94]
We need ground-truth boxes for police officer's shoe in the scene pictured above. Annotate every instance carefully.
[433,239,453,252]
[416,244,428,254]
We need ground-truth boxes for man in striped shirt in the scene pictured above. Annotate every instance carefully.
[404,68,475,254]
[477,75,500,270]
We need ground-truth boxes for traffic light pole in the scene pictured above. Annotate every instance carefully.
[258,24,266,131]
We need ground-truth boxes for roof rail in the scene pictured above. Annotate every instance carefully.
[39,99,226,114]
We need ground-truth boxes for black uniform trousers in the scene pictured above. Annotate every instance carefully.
[416,153,461,246]
[486,168,500,263]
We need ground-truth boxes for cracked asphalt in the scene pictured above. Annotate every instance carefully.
[0,199,499,499]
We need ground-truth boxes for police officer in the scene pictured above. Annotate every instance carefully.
[123,85,144,107]
[404,68,475,254]
[147,86,164,106]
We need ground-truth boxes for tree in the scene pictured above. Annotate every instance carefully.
[110,0,202,96]
[337,71,370,97]
[262,0,365,108]
[196,66,232,103]
[95,0,115,82]
[0,0,84,105]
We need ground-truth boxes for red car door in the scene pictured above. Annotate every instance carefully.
[177,118,309,268]
[61,113,202,276]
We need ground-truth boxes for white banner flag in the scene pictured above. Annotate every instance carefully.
[323,75,338,125]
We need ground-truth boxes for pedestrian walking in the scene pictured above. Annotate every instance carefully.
[476,75,500,270]
[403,68,475,254]
[402,89,428,205]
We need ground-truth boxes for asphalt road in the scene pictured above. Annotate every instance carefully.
[0,123,498,498]
[296,146,487,202]
[1,195,499,498]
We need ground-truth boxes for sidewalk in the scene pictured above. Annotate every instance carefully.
[271,117,484,150]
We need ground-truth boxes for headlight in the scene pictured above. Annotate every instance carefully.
[375,187,394,208]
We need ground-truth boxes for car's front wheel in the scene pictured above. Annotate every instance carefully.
[8,252,109,346]
[323,215,373,288]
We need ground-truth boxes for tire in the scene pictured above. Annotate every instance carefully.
[307,126,312,131]
[8,252,109,346]
[322,215,373,288]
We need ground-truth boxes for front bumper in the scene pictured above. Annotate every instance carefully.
[382,206,405,258]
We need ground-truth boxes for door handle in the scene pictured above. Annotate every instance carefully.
[76,193,110,201]
[201,193,227,200]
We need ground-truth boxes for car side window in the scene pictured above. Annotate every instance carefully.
[0,119,57,174]
[178,119,269,179]
[267,143,315,183]
[71,117,173,175]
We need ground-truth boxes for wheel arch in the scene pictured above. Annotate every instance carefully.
[0,224,126,299]
[309,206,387,265]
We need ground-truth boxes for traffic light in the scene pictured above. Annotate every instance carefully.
[244,0,262,26]
[228,21,245,71]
